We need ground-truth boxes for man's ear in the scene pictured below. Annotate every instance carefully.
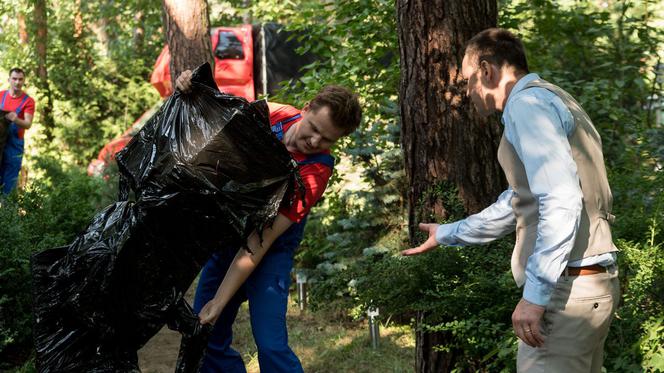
[479,60,498,87]
[301,102,311,114]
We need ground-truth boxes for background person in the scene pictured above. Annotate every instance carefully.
[0,68,35,194]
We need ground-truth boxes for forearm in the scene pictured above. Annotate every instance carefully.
[436,188,516,246]
[209,214,294,308]
[209,233,271,309]
[13,116,32,129]
[523,197,582,306]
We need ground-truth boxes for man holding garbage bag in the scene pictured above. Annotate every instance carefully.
[176,70,362,373]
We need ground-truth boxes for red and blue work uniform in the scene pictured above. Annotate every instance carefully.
[194,103,335,373]
[0,90,34,194]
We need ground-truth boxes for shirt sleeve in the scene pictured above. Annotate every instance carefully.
[505,94,583,306]
[436,187,516,246]
[279,162,332,223]
[23,97,35,116]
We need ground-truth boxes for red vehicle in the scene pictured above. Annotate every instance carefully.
[151,25,256,100]
[88,23,314,176]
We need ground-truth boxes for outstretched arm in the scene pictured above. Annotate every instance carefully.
[198,213,294,324]
[402,187,516,256]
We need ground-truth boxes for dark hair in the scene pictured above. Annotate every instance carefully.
[9,68,25,76]
[464,28,529,73]
[309,85,362,136]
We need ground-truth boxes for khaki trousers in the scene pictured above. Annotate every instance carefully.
[517,266,620,373]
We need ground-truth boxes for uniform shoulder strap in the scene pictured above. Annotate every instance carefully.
[271,113,302,140]
[15,94,29,114]
[297,153,335,170]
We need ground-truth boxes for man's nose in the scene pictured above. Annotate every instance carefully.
[310,134,321,147]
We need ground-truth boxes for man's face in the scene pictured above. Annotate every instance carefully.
[9,72,25,92]
[461,54,494,117]
[290,105,345,154]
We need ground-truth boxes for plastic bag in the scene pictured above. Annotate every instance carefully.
[31,63,302,372]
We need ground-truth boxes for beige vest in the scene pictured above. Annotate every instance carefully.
[497,79,618,287]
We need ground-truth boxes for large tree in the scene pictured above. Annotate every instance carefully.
[397,0,503,371]
[162,0,214,88]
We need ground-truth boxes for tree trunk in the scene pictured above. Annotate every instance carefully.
[397,0,502,371]
[18,12,28,44]
[34,0,55,142]
[162,0,214,88]
[133,11,145,55]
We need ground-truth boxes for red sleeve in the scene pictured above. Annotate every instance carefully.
[23,97,35,116]
[279,162,333,223]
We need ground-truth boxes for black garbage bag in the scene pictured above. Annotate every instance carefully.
[31,63,303,372]
[169,300,213,373]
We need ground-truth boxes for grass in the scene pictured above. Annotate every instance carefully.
[223,297,415,373]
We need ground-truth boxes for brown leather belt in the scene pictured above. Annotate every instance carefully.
[565,264,607,276]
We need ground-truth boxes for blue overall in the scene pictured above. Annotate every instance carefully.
[0,91,30,194]
[194,115,334,373]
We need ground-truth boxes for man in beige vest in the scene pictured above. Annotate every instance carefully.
[402,28,620,372]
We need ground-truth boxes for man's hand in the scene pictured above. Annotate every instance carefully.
[512,298,546,347]
[198,298,224,325]
[175,70,193,93]
[401,223,440,256]
[5,112,17,122]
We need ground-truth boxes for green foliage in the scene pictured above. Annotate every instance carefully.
[306,194,520,370]
[251,0,402,197]
[0,0,163,166]
[606,228,664,372]
[0,155,115,365]
[501,0,663,165]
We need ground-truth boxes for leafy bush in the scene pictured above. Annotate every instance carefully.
[606,232,664,372]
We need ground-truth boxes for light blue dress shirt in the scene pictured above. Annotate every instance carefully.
[435,73,616,306]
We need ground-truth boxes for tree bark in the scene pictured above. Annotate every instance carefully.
[34,0,55,142]
[162,0,214,88]
[397,0,502,371]
[18,12,28,44]
[133,11,145,55]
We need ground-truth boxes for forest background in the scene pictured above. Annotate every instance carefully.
[0,0,663,372]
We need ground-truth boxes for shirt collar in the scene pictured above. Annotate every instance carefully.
[505,73,540,109]
[501,73,540,125]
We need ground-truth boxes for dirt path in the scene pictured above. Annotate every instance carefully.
[137,282,196,373]
[138,325,182,373]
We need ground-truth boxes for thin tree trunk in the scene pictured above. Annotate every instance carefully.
[34,0,55,142]
[133,11,145,55]
[397,0,502,371]
[18,12,28,44]
[91,18,110,58]
[162,0,214,88]
[241,0,252,25]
